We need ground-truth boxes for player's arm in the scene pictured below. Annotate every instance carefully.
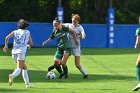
[80,26,86,39]
[68,29,79,47]
[27,35,33,49]
[3,31,14,52]
[42,38,52,46]
[135,36,140,49]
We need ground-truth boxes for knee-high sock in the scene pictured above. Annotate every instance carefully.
[136,66,140,83]
[12,68,21,78]
[55,65,63,74]
[22,70,30,84]
[62,65,68,76]
[48,65,55,71]
[80,67,87,76]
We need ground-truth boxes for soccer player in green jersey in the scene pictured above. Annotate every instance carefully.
[42,18,78,79]
[133,17,140,91]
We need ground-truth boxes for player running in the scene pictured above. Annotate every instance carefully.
[42,18,78,79]
[69,14,88,79]
[3,19,33,88]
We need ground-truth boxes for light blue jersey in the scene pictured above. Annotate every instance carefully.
[12,29,30,54]
[69,24,85,48]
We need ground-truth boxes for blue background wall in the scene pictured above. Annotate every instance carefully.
[0,22,139,48]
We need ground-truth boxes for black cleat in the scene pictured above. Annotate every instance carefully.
[83,75,88,79]
[58,72,64,79]
[64,75,69,79]
[133,85,140,91]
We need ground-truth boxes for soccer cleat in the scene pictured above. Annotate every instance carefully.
[64,75,69,79]
[26,83,32,88]
[83,75,88,79]
[58,72,64,79]
[8,74,13,86]
[133,84,140,91]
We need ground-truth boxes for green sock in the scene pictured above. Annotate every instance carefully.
[48,65,55,71]
[62,65,68,76]
[136,66,140,83]
[55,65,62,74]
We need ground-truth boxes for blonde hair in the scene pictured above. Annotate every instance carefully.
[71,14,81,22]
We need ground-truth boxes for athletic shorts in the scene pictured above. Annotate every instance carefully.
[54,48,71,60]
[71,47,81,56]
[12,53,26,62]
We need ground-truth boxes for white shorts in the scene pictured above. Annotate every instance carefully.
[12,53,26,62]
[71,47,81,56]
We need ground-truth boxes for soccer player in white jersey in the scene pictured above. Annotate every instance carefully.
[3,19,33,88]
[69,14,88,79]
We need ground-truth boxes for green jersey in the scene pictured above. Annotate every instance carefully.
[136,28,140,36]
[50,26,70,49]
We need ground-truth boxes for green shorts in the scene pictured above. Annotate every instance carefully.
[54,48,71,60]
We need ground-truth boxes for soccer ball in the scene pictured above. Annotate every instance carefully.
[46,72,56,79]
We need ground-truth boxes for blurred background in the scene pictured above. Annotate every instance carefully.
[0,0,140,48]
[0,0,140,24]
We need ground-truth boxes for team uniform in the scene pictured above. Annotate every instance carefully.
[69,24,85,56]
[12,29,30,62]
[136,28,140,37]
[133,28,140,91]
[50,26,71,60]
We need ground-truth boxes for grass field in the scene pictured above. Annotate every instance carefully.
[0,48,139,93]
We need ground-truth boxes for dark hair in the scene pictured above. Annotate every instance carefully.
[53,18,60,24]
[17,19,29,29]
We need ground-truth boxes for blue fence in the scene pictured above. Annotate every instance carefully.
[0,22,139,48]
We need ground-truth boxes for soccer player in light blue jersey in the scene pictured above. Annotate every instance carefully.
[3,19,33,88]
[69,14,88,79]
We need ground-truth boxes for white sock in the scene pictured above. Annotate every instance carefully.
[12,68,21,78]
[22,70,30,84]
[80,67,87,76]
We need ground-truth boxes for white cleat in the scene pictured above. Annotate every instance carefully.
[8,74,13,86]
[133,83,140,91]
[26,83,32,88]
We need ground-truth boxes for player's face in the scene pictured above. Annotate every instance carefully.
[72,17,79,26]
[53,23,60,30]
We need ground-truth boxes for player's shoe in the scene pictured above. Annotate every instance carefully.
[8,74,13,86]
[58,72,64,79]
[64,75,69,79]
[83,75,88,79]
[133,83,140,91]
[26,83,32,88]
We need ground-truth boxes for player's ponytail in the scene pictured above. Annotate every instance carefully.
[53,18,60,24]
[17,19,29,29]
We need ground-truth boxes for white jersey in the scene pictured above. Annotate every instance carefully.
[12,29,30,54]
[68,24,86,48]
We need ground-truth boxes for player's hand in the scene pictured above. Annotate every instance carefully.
[75,40,79,47]
[3,46,8,53]
[27,45,31,49]
[81,34,86,39]
[42,41,46,46]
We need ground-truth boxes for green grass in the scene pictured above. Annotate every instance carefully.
[0,48,139,93]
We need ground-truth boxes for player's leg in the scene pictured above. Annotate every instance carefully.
[22,65,32,88]
[8,54,22,86]
[73,47,88,79]
[133,55,140,91]
[16,53,32,88]
[61,48,71,79]
[75,56,88,79]
[48,50,62,72]
[53,50,63,74]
